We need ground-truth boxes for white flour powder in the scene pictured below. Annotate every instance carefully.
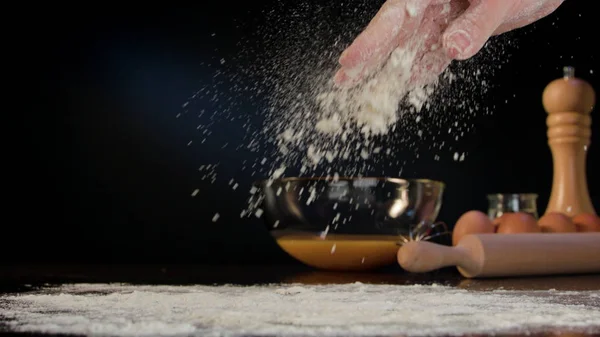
[273,1,467,175]
[242,1,515,182]
[280,40,441,170]
[1,283,599,337]
[179,2,516,218]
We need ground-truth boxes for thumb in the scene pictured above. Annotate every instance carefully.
[442,0,514,60]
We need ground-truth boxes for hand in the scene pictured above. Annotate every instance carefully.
[334,0,565,87]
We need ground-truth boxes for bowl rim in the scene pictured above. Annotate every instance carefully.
[254,177,445,189]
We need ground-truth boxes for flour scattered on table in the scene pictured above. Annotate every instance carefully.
[1,283,599,337]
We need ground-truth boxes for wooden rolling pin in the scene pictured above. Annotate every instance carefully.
[397,233,600,278]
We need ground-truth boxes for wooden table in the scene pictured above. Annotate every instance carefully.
[1,264,599,336]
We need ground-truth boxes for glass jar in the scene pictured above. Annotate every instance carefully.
[486,193,539,220]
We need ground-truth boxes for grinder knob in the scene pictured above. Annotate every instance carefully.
[542,66,595,115]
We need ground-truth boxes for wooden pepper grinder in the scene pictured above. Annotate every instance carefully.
[542,66,596,217]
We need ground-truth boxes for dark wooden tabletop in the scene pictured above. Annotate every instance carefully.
[1,264,599,337]
[2,264,600,290]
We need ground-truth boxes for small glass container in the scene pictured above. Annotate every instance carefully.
[486,193,539,220]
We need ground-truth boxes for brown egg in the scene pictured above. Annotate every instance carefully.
[538,212,576,233]
[492,213,513,229]
[496,212,541,234]
[452,210,495,246]
[572,213,600,232]
[492,213,507,231]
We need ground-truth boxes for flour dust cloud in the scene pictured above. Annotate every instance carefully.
[178,1,517,219]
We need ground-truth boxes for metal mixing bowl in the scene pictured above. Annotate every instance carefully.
[253,177,446,271]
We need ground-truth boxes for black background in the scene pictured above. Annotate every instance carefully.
[12,0,598,265]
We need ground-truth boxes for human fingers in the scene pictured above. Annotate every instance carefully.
[404,2,465,87]
[442,0,514,60]
[408,45,453,88]
[493,0,565,36]
[335,0,433,86]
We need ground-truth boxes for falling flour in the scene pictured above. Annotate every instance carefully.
[1,283,599,337]
[247,1,514,183]
[282,40,441,169]
[180,1,517,218]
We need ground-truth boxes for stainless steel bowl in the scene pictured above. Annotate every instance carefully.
[253,177,446,271]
